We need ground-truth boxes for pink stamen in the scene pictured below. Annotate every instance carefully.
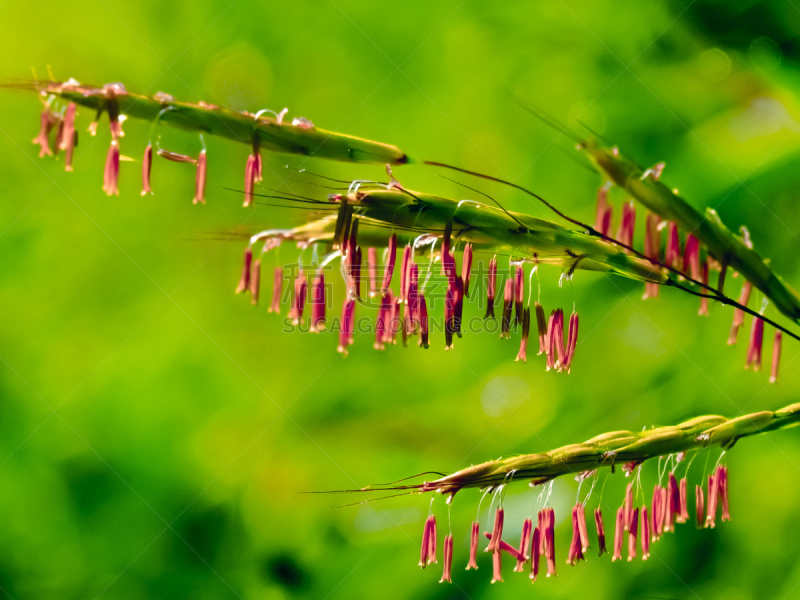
[310,273,326,332]
[535,302,547,355]
[745,316,765,371]
[600,206,613,237]
[428,516,438,565]
[530,526,541,581]
[32,107,57,157]
[439,534,453,583]
[444,278,455,350]
[537,510,546,558]
[462,243,473,298]
[771,331,782,383]
[268,267,283,314]
[595,508,607,556]
[616,201,636,248]
[60,103,77,171]
[486,255,497,319]
[577,503,589,553]
[651,485,662,540]
[698,259,710,315]
[235,248,253,295]
[627,507,639,561]
[250,258,261,306]
[419,516,432,568]
[419,293,429,349]
[407,263,421,327]
[683,234,701,280]
[441,246,456,286]
[243,154,257,207]
[641,506,650,560]
[544,508,556,578]
[391,295,403,344]
[374,292,391,350]
[53,119,64,159]
[623,482,633,531]
[544,311,556,370]
[381,234,397,294]
[706,472,719,528]
[665,221,681,268]
[678,477,689,523]
[728,281,753,345]
[254,151,262,183]
[643,212,661,300]
[549,309,566,370]
[486,507,504,554]
[411,252,428,305]
[284,268,297,313]
[347,238,362,300]
[695,485,705,529]
[514,265,524,326]
[290,270,307,326]
[400,245,411,303]
[612,507,624,562]
[719,466,731,522]
[667,473,680,531]
[383,291,398,345]
[337,299,355,355]
[594,182,612,235]
[367,247,378,298]
[466,521,479,570]
[440,226,451,275]
[562,311,579,372]
[401,303,412,347]
[141,143,153,196]
[567,504,585,565]
[193,149,207,205]
[514,518,532,572]
[501,278,514,339]
[374,306,385,350]
[660,485,671,535]
[516,307,530,362]
[102,141,120,196]
[491,545,503,584]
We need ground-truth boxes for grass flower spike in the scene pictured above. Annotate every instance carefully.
[333,403,799,586]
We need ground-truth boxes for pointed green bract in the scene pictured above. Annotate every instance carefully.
[584,140,800,322]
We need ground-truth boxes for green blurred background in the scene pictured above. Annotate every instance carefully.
[1,0,800,598]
